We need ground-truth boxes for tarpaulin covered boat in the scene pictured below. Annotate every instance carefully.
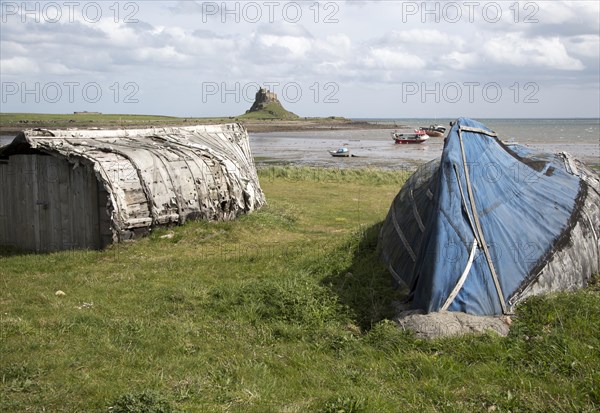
[379,118,599,316]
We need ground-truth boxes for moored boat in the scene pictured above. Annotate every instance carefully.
[419,124,446,137]
[392,129,430,144]
[329,147,351,157]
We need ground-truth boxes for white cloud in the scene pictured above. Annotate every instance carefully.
[96,22,146,48]
[441,51,479,71]
[0,41,28,55]
[0,56,40,75]
[131,46,190,65]
[387,29,458,46]
[45,63,80,76]
[258,34,313,59]
[313,34,352,59]
[537,1,599,28]
[362,48,426,70]
[484,33,584,71]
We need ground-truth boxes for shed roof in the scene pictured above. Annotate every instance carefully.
[0,124,265,242]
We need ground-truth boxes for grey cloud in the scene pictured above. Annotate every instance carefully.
[127,20,156,33]
[253,20,314,38]
[167,1,203,15]
[191,29,232,39]
[1,19,107,45]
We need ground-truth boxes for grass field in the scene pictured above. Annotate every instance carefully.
[0,112,236,131]
[0,113,361,135]
[1,167,598,412]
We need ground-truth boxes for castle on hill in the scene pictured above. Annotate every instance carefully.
[247,88,279,113]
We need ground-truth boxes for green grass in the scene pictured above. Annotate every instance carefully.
[0,112,239,131]
[0,113,355,135]
[1,167,598,412]
[238,103,299,120]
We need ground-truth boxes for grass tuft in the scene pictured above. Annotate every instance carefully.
[109,390,178,413]
[316,395,369,413]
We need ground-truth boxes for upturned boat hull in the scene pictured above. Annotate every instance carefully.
[379,118,599,316]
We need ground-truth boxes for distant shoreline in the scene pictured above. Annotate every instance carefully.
[3,113,597,136]
[0,113,401,135]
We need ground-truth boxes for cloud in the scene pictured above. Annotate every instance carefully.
[0,41,28,55]
[536,1,599,30]
[44,62,80,76]
[441,51,479,71]
[313,34,352,59]
[257,34,313,59]
[386,29,458,46]
[1,19,108,46]
[254,21,313,38]
[0,56,40,75]
[0,0,597,117]
[130,46,190,65]
[484,33,584,71]
[564,35,600,58]
[523,1,600,38]
[167,1,203,15]
[362,48,426,70]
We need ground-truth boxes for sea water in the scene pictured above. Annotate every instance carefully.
[249,118,600,169]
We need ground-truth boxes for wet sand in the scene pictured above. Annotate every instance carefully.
[250,125,600,169]
[250,128,442,170]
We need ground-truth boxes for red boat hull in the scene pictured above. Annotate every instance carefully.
[394,138,428,144]
[391,130,429,144]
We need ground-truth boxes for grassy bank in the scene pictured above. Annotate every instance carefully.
[1,167,598,412]
[0,113,388,135]
[0,113,236,134]
[238,103,299,120]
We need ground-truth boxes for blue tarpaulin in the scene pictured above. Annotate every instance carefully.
[379,118,599,316]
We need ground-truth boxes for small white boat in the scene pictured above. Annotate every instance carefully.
[329,147,351,157]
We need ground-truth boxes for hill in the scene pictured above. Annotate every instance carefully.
[239,88,299,120]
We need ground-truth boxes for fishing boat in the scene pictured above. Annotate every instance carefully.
[392,129,429,144]
[379,117,599,316]
[419,124,446,137]
[329,147,351,157]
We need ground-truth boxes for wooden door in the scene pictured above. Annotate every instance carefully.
[1,154,102,252]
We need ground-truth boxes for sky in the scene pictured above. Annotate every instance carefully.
[1,0,599,118]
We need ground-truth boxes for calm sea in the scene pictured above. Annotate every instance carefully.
[357,118,600,144]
